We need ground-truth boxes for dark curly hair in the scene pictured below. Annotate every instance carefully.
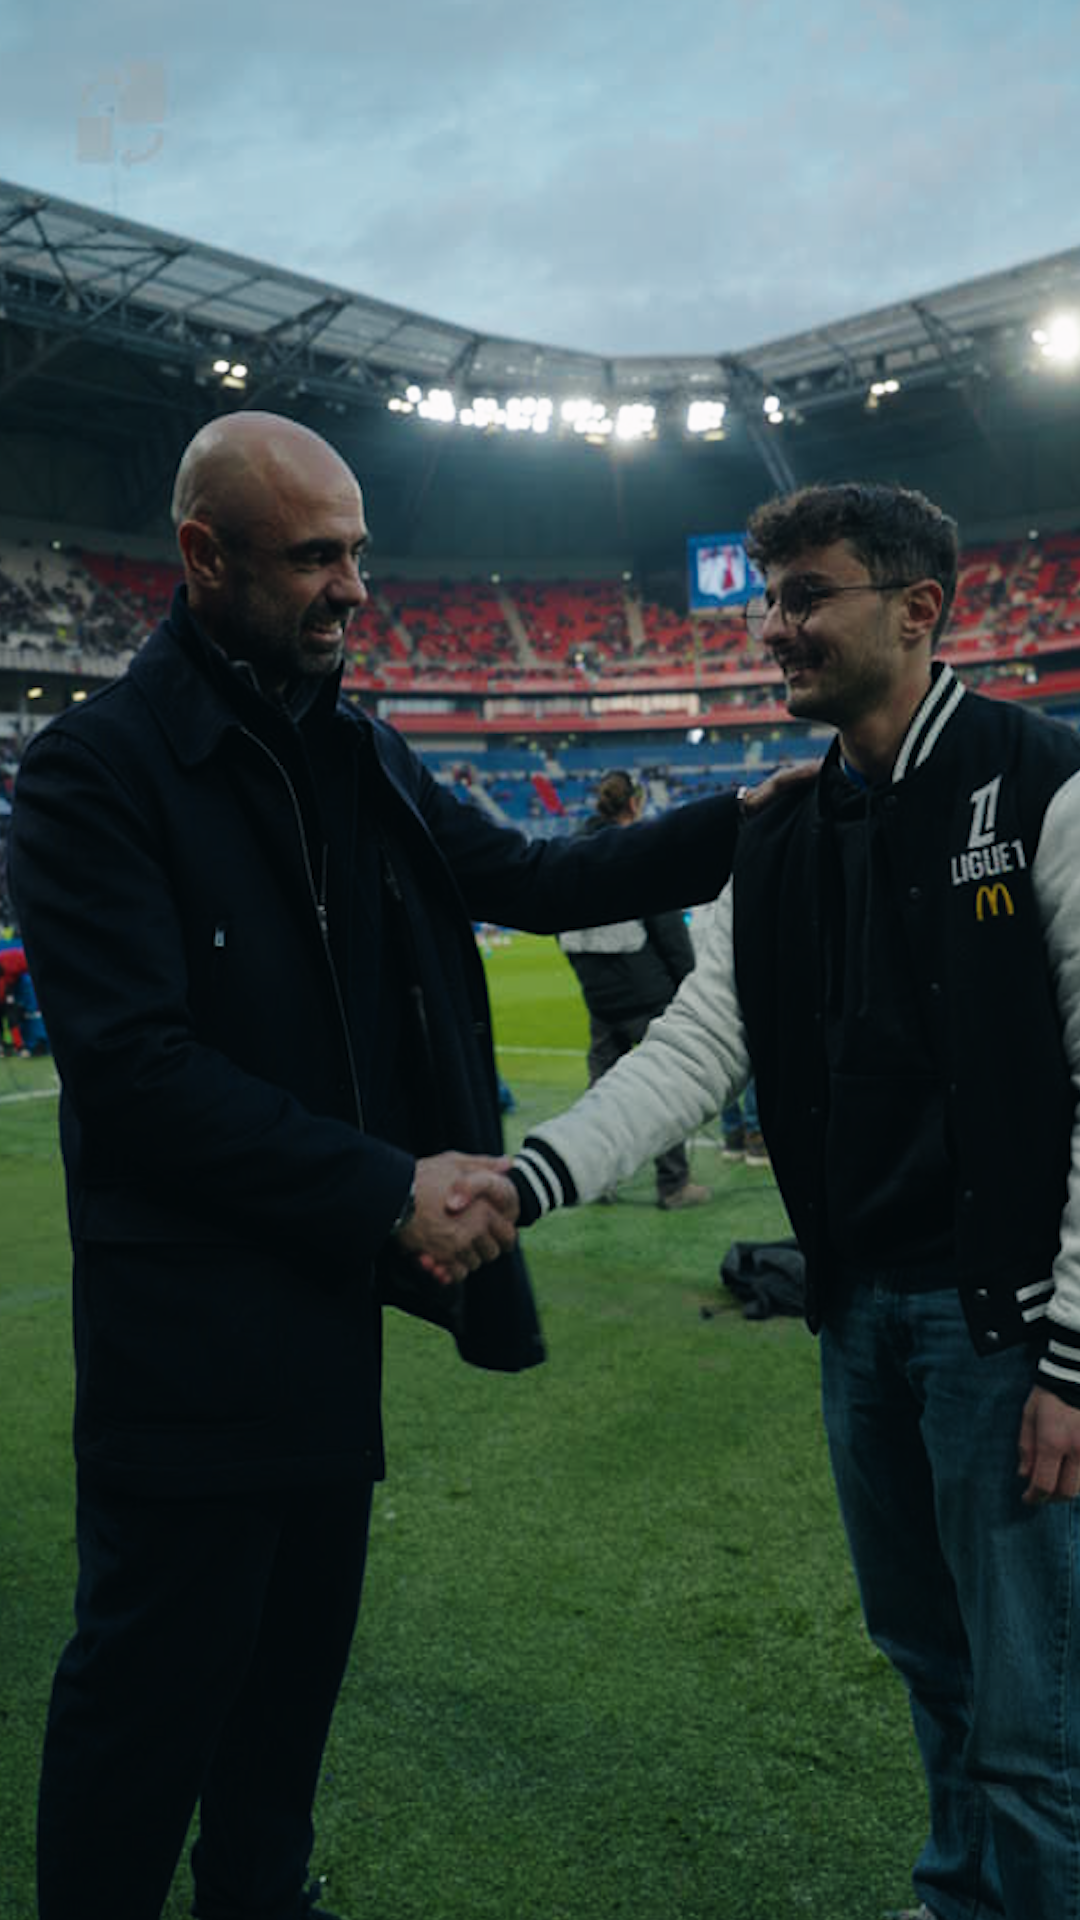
[746,481,960,646]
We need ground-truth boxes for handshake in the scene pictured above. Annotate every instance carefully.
[394,1150,523,1286]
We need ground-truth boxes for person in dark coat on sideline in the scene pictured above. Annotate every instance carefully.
[10,412,757,1920]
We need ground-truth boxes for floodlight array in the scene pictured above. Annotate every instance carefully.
[686,400,727,435]
[386,386,731,445]
[378,320,1080,442]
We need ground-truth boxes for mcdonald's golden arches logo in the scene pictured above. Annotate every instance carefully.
[976,882,1014,920]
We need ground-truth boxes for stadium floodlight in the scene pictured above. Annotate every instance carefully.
[207,354,248,391]
[865,375,901,413]
[561,397,616,439]
[615,403,656,442]
[518,395,554,434]
[465,396,505,429]
[1032,314,1080,367]
[687,400,726,434]
[417,387,457,423]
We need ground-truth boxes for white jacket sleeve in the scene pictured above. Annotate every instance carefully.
[516,881,751,1213]
[1032,767,1080,1390]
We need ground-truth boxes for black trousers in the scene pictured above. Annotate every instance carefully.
[37,1476,374,1920]
[586,1010,689,1198]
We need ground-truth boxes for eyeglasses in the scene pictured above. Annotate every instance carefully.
[744,575,915,641]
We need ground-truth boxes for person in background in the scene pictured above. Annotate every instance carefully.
[558,769,710,1211]
[720,1078,768,1167]
[507,481,1080,1920]
[0,927,37,1055]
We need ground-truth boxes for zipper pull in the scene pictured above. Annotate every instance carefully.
[381,848,403,901]
[317,846,330,940]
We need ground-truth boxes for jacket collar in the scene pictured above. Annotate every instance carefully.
[129,586,352,767]
[818,659,966,796]
[890,660,965,783]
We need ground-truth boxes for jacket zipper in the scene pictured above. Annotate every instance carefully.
[240,728,364,1129]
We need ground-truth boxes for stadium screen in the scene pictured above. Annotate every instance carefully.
[686,533,764,614]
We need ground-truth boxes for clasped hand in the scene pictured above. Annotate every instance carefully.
[394,1150,521,1285]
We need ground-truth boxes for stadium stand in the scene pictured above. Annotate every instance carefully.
[5,532,1079,680]
[4,530,1080,841]
[509,579,636,670]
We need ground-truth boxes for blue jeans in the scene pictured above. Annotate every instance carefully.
[721,1077,759,1138]
[820,1276,1080,1920]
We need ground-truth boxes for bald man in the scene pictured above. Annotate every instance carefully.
[10,413,748,1920]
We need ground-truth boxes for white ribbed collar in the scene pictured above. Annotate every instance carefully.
[890,661,966,784]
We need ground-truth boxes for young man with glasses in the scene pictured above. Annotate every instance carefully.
[508,480,1080,1920]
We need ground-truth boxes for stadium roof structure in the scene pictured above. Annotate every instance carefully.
[4,176,1080,555]
[4,174,1080,437]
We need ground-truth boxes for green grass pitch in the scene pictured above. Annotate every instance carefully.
[0,936,926,1920]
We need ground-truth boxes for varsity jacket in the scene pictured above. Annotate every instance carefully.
[517,666,1080,1407]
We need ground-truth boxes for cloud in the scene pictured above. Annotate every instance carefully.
[0,0,1077,358]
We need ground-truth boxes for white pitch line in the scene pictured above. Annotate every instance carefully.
[496,1045,582,1057]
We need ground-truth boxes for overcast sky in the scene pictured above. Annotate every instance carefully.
[1,0,1078,359]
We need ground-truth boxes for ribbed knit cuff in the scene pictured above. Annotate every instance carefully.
[1037,1319,1080,1408]
[511,1137,579,1226]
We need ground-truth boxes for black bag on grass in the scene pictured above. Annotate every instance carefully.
[720,1238,806,1321]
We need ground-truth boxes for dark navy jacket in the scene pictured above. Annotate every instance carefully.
[11,592,741,1494]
